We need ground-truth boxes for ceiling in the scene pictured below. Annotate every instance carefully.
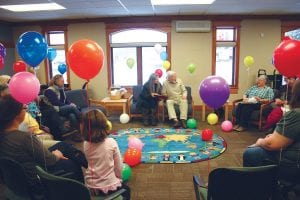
[0,0,300,23]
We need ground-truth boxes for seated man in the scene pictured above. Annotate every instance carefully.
[162,71,188,128]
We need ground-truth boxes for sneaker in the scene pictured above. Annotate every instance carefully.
[181,119,187,129]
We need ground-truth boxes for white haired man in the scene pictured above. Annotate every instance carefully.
[162,71,188,128]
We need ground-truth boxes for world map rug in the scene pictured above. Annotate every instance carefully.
[110,128,227,164]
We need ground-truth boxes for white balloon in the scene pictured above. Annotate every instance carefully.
[120,113,130,124]
[154,43,162,54]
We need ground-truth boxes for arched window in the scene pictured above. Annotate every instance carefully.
[107,24,170,87]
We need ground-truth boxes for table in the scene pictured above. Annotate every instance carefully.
[201,101,230,121]
[100,97,129,114]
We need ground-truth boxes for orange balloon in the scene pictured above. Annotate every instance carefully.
[67,39,104,80]
[124,148,142,167]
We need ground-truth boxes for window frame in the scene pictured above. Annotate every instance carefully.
[106,22,171,89]
[212,21,241,94]
[42,26,70,88]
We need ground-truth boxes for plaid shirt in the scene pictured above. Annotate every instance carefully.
[245,85,274,101]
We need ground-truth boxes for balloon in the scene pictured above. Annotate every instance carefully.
[128,137,144,151]
[207,113,218,125]
[273,37,300,77]
[202,129,213,141]
[122,163,132,182]
[67,39,104,80]
[0,43,6,57]
[160,51,168,61]
[120,113,130,124]
[221,120,233,132]
[13,61,27,73]
[154,69,163,78]
[163,60,171,70]
[187,63,196,74]
[243,56,255,67]
[154,43,162,54]
[187,118,197,129]
[9,72,40,104]
[47,47,57,61]
[199,76,230,109]
[0,56,4,69]
[16,31,48,67]
[107,120,112,131]
[124,148,142,167]
[58,63,67,74]
[126,58,135,69]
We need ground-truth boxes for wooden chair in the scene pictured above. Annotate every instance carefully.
[193,165,279,200]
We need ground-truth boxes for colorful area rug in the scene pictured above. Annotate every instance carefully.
[110,128,227,164]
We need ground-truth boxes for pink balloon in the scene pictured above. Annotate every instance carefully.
[9,72,40,104]
[221,120,233,132]
[155,69,163,78]
[128,137,144,151]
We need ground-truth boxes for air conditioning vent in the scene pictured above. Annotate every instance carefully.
[175,20,211,33]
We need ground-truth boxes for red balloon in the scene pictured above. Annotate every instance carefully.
[13,61,27,73]
[155,69,163,78]
[67,39,104,80]
[273,37,300,78]
[123,148,142,167]
[0,56,4,69]
[202,129,213,141]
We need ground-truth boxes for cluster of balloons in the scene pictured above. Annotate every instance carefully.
[199,76,230,110]
[273,36,300,78]
[120,113,130,124]
[0,43,6,69]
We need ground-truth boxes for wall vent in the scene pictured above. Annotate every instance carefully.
[175,20,211,33]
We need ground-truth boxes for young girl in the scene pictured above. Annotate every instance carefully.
[82,109,130,199]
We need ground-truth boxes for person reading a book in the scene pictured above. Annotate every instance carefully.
[233,75,274,132]
[137,73,162,126]
[162,71,188,128]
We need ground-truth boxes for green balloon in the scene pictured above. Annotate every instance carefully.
[187,118,197,129]
[122,163,132,182]
[126,58,135,69]
[187,63,196,74]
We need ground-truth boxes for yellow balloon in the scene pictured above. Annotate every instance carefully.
[243,56,255,67]
[207,113,218,125]
[163,60,171,70]
[106,120,112,131]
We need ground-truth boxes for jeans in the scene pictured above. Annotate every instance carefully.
[243,146,277,167]
[59,105,82,129]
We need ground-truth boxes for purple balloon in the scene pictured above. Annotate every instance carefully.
[0,43,6,57]
[199,76,230,109]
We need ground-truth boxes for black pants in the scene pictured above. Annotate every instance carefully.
[90,183,131,200]
[235,103,261,127]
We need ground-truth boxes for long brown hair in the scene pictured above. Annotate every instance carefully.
[82,109,109,143]
[289,79,300,109]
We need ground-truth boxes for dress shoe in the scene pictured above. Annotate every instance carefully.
[181,119,187,129]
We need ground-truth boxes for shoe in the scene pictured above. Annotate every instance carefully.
[172,119,181,128]
[233,125,240,130]
[143,119,150,126]
[236,126,247,132]
[181,119,187,129]
[151,118,158,126]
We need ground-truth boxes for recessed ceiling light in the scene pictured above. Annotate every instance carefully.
[0,3,66,12]
[151,0,215,5]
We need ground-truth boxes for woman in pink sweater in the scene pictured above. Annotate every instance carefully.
[82,109,130,199]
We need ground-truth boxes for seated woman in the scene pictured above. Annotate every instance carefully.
[263,76,296,132]
[243,79,300,181]
[82,109,130,199]
[0,95,84,194]
[233,75,274,132]
[43,74,82,141]
[137,73,162,126]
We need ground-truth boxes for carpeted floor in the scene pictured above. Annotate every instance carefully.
[110,128,226,163]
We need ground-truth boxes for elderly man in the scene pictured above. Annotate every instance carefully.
[162,71,188,128]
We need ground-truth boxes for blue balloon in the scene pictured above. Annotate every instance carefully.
[58,63,67,74]
[160,51,168,61]
[47,47,57,61]
[199,76,230,109]
[16,31,48,67]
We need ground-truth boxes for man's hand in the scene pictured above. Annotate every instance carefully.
[52,150,68,160]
